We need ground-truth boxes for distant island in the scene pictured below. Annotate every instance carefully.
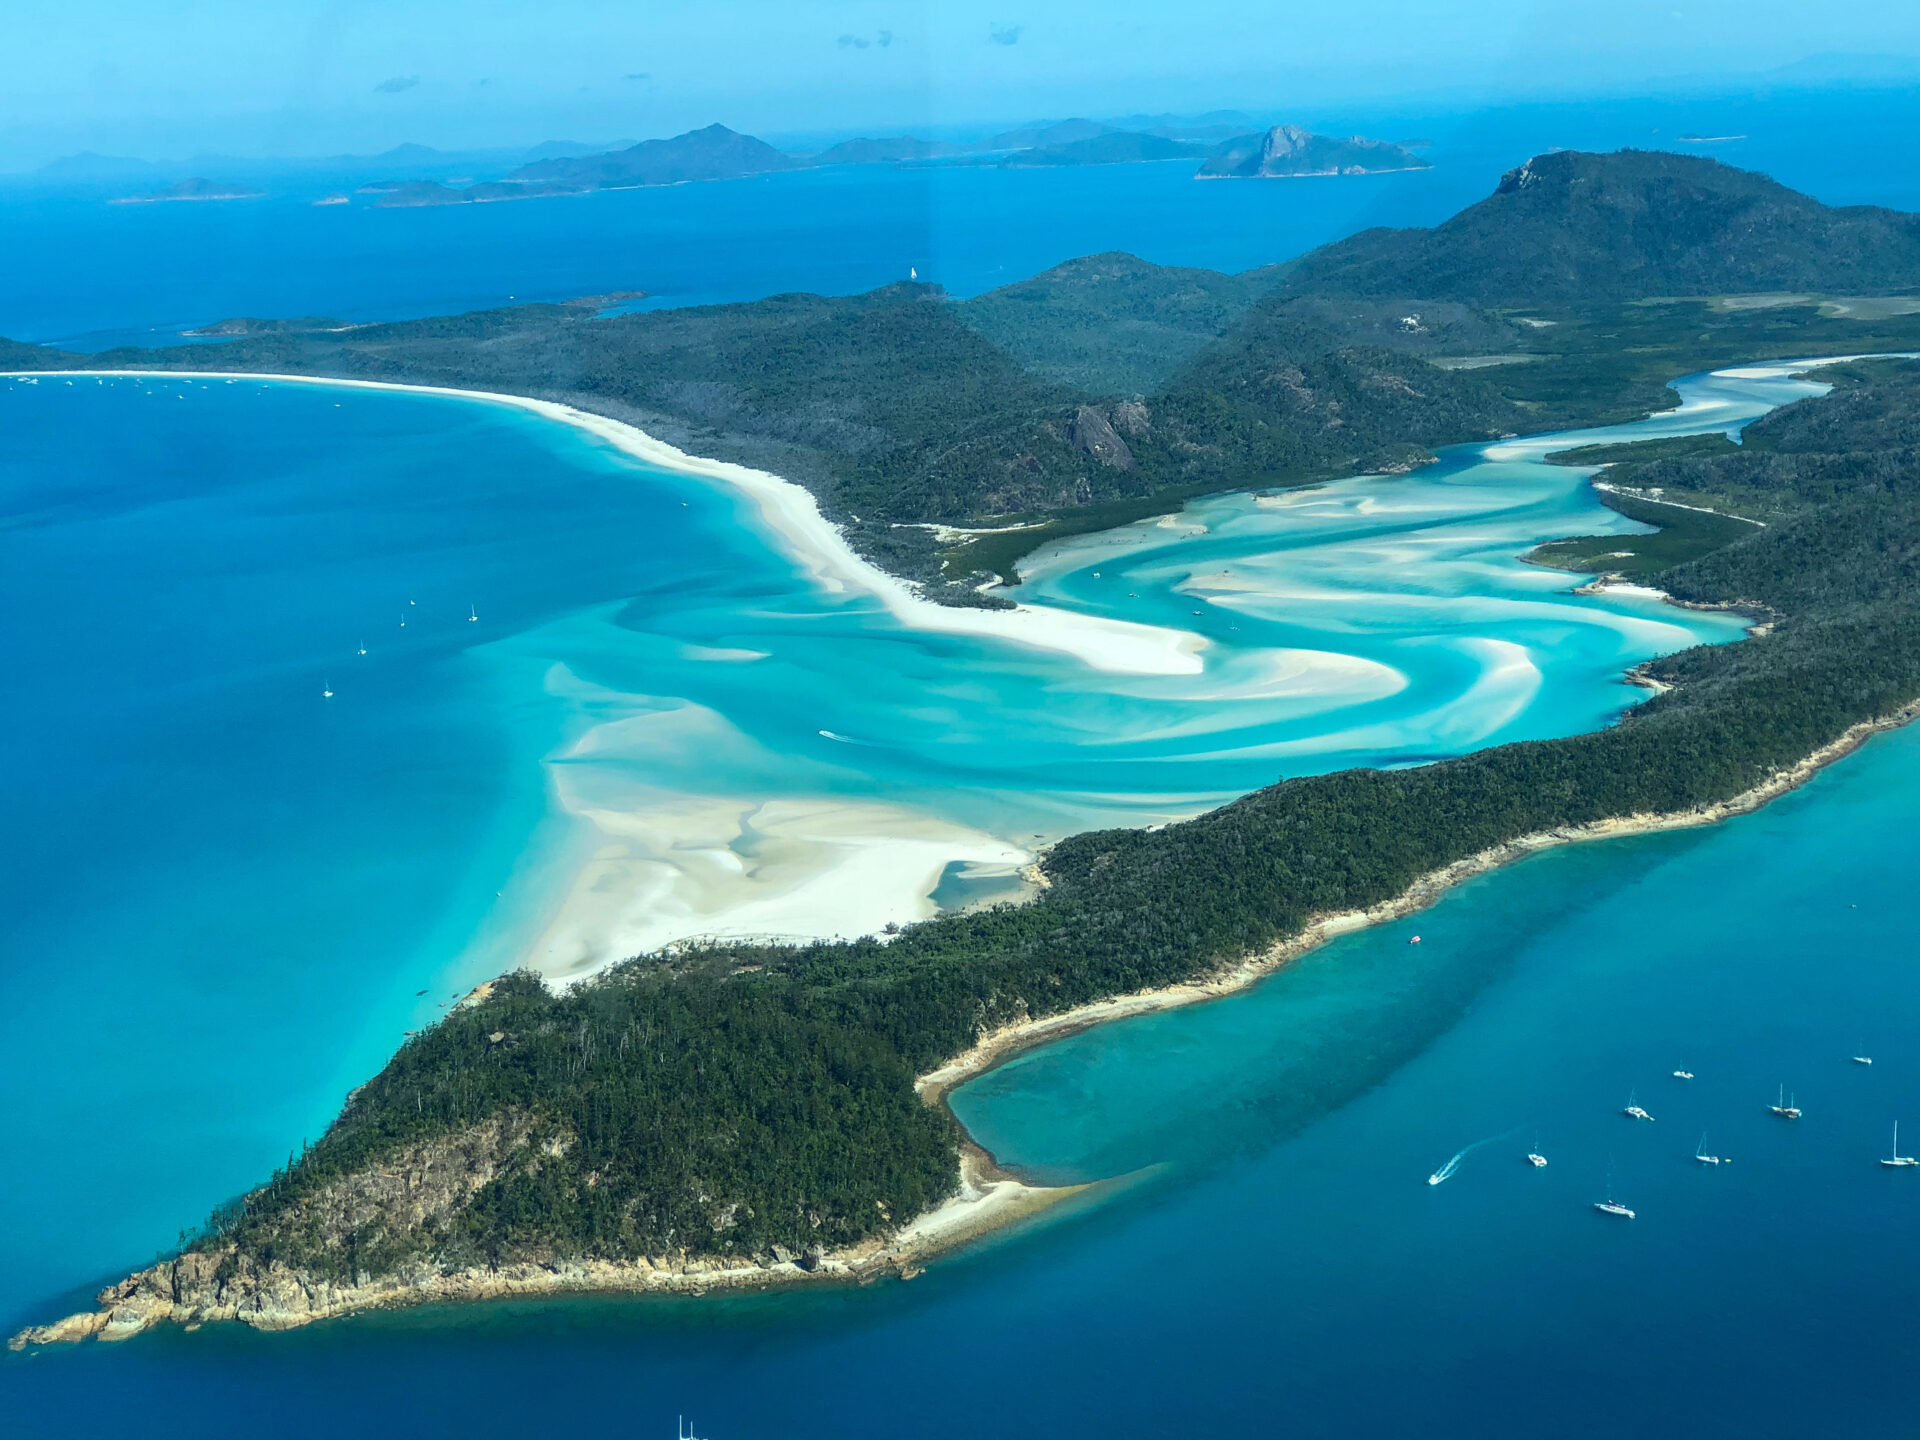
[16,149,1920,1346]
[110,177,265,205]
[343,118,1434,207]
[1197,125,1430,178]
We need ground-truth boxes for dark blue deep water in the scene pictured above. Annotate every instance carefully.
[10,722,1920,1439]
[4,85,1920,1438]
[4,86,1918,349]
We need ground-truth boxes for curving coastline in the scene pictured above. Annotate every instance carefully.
[8,356,1894,1350]
[14,693,1915,1351]
[4,371,1207,682]
[919,696,1920,1112]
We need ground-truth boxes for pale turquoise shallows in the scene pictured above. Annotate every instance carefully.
[0,358,1820,1434]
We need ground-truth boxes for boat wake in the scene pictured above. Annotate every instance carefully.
[1428,1126,1527,1186]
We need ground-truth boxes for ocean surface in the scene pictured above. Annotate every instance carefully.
[0,352,1869,1434]
[4,85,1919,349]
[3,84,1919,1435]
[10,607,1920,1439]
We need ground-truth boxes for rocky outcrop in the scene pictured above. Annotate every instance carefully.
[1198,126,1429,180]
[1110,400,1152,438]
[8,1145,1067,1350]
[1068,405,1135,468]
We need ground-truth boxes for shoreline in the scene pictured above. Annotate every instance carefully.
[16,693,1914,1352]
[917,695,1920,1114]
[9,1147,1085,1350]
[6,355,1893,1348]
[2,370,1207,682]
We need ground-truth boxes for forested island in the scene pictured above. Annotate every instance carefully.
[13,150,1920,1345]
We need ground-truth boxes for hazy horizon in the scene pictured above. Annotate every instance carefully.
[7,0,1920,171]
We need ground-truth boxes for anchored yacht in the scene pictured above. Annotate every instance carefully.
[1593,1200,1636,1218]
[1769,1085,1801,1120]
[1527,1152,1549,1168]
[1672,1070,1694,1080]
[1622,1088,1655,1122]
[1882,1122,1917,1168]
[1694,1133,1723,1165]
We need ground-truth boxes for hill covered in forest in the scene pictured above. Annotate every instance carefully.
[16,152,1920,1347]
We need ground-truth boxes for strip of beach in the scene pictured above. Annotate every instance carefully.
[11,357,1909,1347]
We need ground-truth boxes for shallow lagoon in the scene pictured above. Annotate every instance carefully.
[0,357,1874,1436]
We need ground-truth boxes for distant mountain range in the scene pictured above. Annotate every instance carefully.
[49,114,1431,209]
[355,119,1426,208]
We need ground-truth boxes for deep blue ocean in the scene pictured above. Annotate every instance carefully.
[4,84,1920,1438]
[4,85,1919,349]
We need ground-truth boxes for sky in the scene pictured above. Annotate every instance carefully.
[4,0,1920,166]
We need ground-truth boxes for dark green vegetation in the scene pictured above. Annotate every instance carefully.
[223,969,961,1273]
[953,252,1282,395]
[12,149,1916,602]
[194,357,1920,1283]
[1528,491,1761,579]
[1544,432,1742,468]
[1284,149,1920,302]
[20,151,1920,1293]
[1532,431,1759,578]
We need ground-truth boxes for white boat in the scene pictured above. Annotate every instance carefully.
[357,642,367,656]
[1769,1084,1801,1120]
[322,680,334,699]
[1694,1133,1723,1165]
[469,604,478,623]
[1854,1055,1874,1066]
[1672,1070,1694,1080]
[1881,1122,1917,1168]
[1622,1088,1654,1122]
[679,1418,707,1440]
[1593,1200,1635,1218]
[1527,1152,1548,1168]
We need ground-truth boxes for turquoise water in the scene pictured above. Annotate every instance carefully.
[9,680,1920,1438]
[0,356,1869,1435]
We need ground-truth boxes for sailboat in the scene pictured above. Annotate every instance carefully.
[1881,1122,1917,1168]
[1770,1084,1802,1120]
[1853,1043,1874,1065]
[1526,1129,1548,1167]
[357,641,367,656]
[679,1418,707,1440]
[468,604,478,623]
[1593,1162,1635,1218]
[1622,1088,1654,1122]
[1694,1132,1723,1165]
[322,679,334,699]
[1672,1069,1694,1080]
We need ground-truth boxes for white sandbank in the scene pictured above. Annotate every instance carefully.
[9,371,1206,679]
